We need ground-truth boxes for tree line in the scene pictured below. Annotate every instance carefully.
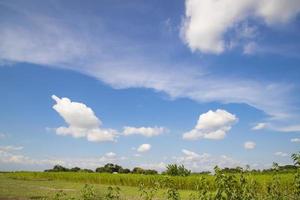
[45,151,300,176]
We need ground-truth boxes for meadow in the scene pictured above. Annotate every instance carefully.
[1,168,299,200]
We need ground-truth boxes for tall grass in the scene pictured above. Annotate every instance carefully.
[6,171,294,191]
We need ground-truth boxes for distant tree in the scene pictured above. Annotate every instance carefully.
[96,163,123,173]
[81,169,94,173]
[44,165,69,172]
[70,167,81,172]
[272,162,279,171]
[132,167,145,174]
[144,169,158,175]
[118,168,131,174]
[245,164,250,171]
[292,152,300,166]
[165,164,191,176]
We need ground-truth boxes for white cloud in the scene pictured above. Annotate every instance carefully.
[123,126,166,137]
[252,122,268,130]
[174,149,241,172]
[291,138,300,143]
[274,152,288,157]
[137,144,151,153]
[52,95,117,142]
[243,42,257,55]
[0,150,127,170]
[0,1,297,125]
[252,122,300,133]
[183,109,238,140]
[181,0,300,54]
[0,133,6,139]
[0,145,23,152]
[244,141,256,149]
[105,152,116,158]
[140,162,166,172]
[273,125,300,132]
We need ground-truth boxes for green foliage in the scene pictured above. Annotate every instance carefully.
[189,177,213,200]
[80,184,96,200]
[294,169,300,199]
[131,167,158,175]
[104,186,121,200]
[96,163,123,174]
[165,164,191,176]
[53,190,67,200]
[138,181,159,200]
[266,173,285,200]
[292,152,300,166]
[165,178,181,200]
[213,166,261,200]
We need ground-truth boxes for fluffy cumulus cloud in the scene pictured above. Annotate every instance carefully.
[183,109,238,140]
[244,141,256,149]
[291,138,300,143]
[137,144,151,153]
[52,95,117,142]
[174,149,241,172]
[123,126,166,137]
[181,0,300,54]
[274,152,288,157]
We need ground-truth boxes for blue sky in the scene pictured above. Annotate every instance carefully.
[0,0,300,172]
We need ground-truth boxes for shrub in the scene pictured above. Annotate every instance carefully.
[80,184,96,200]
[138,181,159,200]
[105,186,121,200]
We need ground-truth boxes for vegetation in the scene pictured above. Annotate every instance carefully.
[2,152,300,199]
[164,164,191,176]
[45,163,157,175]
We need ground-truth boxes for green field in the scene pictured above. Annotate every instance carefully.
[0,171,298,199]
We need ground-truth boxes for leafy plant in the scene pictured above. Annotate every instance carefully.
[292,152,300,166]
[80,184,96,200]
[294,169,300,199]
[138,181,159,200]
[105,186,121,200]
[53,190,67,200]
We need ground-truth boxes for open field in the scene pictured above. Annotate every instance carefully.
[0,173,194,200]
[0,171,299,199]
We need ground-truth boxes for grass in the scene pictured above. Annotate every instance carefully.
[4,171,294,190]
[0,173,195,200]
[0,171,297,199]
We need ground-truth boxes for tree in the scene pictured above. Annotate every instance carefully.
[165,164,191,176]
[272,162,279,171]
[292,152,300,166]
[132,167,145,174]
[70,167,81,172]
[144,169,158,175]
[96,163,124,173]
[118,168,131,174]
